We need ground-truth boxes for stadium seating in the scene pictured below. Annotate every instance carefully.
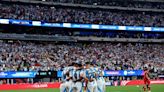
[0,41,163,75]
[35,0,164,9]
[0,2,163,27]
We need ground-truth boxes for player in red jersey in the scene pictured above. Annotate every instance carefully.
[143,67,151,92]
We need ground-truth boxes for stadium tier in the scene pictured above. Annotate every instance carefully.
[0,41,163,73]
[14,0,164,9]
[0,1,164,27]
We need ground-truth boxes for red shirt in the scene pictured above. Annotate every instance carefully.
[144,71,149,80]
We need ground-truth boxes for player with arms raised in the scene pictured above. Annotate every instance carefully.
[143,67,151,92]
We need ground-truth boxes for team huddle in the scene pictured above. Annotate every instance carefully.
[60,62,106,92]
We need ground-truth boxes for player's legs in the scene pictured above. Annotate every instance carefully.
[60,83,66,92]
[147,80,151,92]
[66,80,73,92]
[69,82,76,92]
[75,82,83,92]
[143,80,147,92]
[93,79,98,92]
[142,85,147,92]
[102,77,106,92]
[143,80,149,92]
[65,81,71,92]
[87,81,94,92]
[97,79,103,92]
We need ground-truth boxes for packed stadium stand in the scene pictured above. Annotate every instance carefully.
[0,1,164,26]
[37,0,164,9]
[0,41,163,73]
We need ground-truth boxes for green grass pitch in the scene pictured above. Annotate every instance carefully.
[0,84,163,92]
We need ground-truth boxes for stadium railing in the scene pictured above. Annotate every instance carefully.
[0,33,163,42]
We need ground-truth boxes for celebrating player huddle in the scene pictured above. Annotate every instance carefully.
[60,62,106,92]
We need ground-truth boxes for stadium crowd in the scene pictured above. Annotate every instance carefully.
[0,41,163,74]
[0,3,164,27]
[43,0,164,9]
[76,31,163,39]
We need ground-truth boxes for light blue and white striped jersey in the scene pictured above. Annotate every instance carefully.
[61,66,74,82]
[69,66,74,78]
[90,67,97,79]
[72,69,83,81]
[83,68,95,80]
[93,67,99,79]
[61,67,69,82]
[100,69,104,77]
[97,67,105,81]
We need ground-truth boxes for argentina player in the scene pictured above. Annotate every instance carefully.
[101,66,106,92]
[69,62,84,92]
[60,65,69,92]
[84,62,97,92]
[60,63,74,92]
[90,63,98,92]
[96,65,106,92]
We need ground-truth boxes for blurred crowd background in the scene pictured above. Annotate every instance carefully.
[37,0,164,9]
[0,41,163,75]
[0,2,163,27]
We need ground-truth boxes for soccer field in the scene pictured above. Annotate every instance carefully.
[0,84,163,92]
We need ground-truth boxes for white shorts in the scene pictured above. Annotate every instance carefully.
[70,81,83,92]
[60,82,67,92]
[94,79,98,92]
[60,80,73,92]
[101,77,106,92]
[97,78,104,92]
[87,80,97,92]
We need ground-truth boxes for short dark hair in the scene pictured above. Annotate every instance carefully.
[90,63,94,66]
[85,62,90,65]
[144,67,148,71]
[71,62,75,66]
[78,64,82,67]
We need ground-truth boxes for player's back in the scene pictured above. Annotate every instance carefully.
[61,67,68,82]
[72,69,82,81]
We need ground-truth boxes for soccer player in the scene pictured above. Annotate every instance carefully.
[143,67,151,92]
[81,63,89,92]
[84,62,97,92]
[97,65,106,92]
[90,63,98,92]
[60,65,69,92]
[69,62,84,92]
[67,63,75,92]
[60,63,74,92]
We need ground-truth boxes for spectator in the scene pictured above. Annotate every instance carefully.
[42,0,164,9]
[0,3,163,27]
[0,41,163,75]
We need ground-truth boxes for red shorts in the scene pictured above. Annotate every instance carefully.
[144,79,150,85]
